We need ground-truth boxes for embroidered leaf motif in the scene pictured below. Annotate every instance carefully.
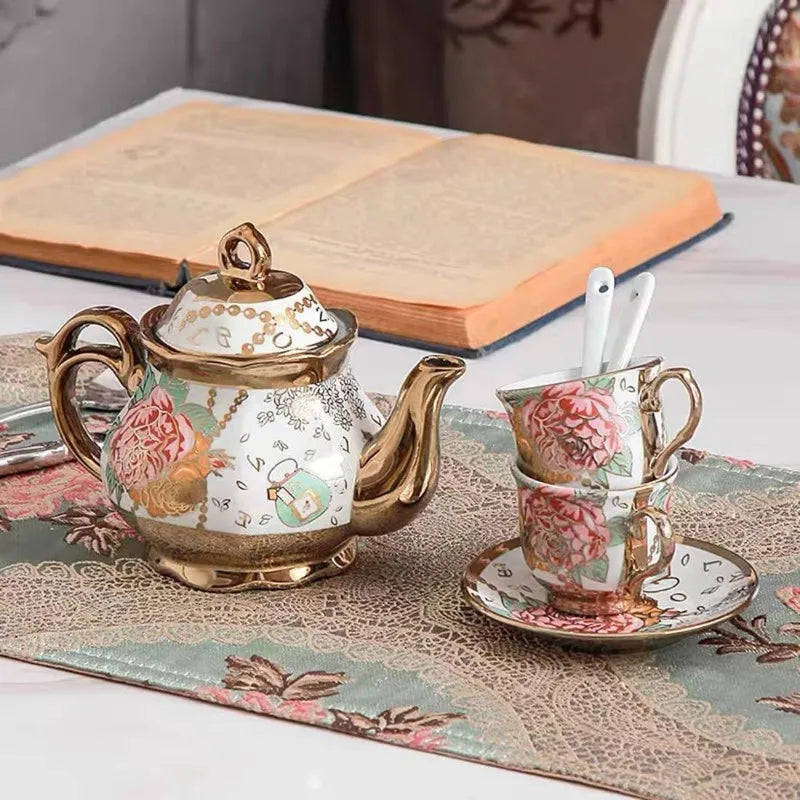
[222,655,346,701]
[756,647,800,664]
[578,553,609,583]
[282,671,348,701]
[607,516,628,547]
[179,403,219,437]
[778,622,800,636]
[223,655,289,694]
[606,444,633,478]
[158,372,188,406]
[758,692,800,715]
[698,615,800,665]
[44,505,133,557]
[329,705,463,736]
[328,709,378,734]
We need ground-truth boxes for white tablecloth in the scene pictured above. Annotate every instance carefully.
[1,90,799,800]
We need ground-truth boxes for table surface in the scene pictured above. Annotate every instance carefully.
[1,89,799,800]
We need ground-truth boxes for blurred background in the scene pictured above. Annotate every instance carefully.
[0,0,668,164]
[1,1,797,181]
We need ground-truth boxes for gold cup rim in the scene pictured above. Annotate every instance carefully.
[510,455,679,494]
[137,306,358,387]
[496,355,663,401]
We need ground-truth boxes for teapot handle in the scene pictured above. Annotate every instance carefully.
[35,308,146,479]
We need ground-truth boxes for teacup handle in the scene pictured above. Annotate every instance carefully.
[641,367,703,478]
[35,308,146,479]
[627,507,675,594]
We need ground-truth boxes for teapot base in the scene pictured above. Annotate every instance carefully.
[147,538,358,592]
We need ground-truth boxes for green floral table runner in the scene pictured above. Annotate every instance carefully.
[0,335,798,800]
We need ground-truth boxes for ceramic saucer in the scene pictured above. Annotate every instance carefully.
[462,535,758,651]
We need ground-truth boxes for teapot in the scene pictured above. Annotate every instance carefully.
[36,223,465,591]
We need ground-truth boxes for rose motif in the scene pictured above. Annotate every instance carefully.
[514,605,644,634]
[108,386,195,487]
[521,381,626,477]
[127,433,230,517]
[520,486,610,570]
[720,455,756,472]
[0,463,105,520]
[128,472,206,517]
[777,586,800,614]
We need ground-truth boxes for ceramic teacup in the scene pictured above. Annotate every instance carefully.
[497,357,701,490]
[511,457,678,616]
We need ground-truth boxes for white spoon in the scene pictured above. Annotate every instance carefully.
[580,267,615,377]
[603,272,656,371]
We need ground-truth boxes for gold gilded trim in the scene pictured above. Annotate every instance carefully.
[34,308,145,480]
[497,356,663,398]
[134,514,356,569]
[149,538,358,592]
[461,535,759,650]
[140,306,357,388]
[218,221,272,286]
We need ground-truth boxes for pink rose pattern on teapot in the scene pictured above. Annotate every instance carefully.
[101,363,383,536]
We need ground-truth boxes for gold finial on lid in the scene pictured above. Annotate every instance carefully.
[217,222,272,287]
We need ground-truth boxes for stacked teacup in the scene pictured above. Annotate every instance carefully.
[497,357,702,617]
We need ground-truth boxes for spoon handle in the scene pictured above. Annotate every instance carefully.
[604,273,655,371]
[580,267,615,377]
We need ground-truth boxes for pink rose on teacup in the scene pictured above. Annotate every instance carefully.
[520,486,610,570]
[108,386,195,487]
[514,605,644,635]
[521,381,626,476]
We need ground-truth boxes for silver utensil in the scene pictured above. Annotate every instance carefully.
[0,434,106,477]
[0,376,128,477]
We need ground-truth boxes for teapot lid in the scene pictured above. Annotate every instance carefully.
[156,223,337,357]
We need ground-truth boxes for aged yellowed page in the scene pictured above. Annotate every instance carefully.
[190,134,718,310]
[0,102,437,273]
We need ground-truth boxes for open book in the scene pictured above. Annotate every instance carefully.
[0,102,724,356]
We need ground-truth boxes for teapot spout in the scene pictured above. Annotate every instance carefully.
[351,355,465,536]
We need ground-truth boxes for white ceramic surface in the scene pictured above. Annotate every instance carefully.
[463,535,759,645]
[0,88,797,800]
[497,357,697,490]
[580,266,615,377]
[157,274,338,356]
[100,361,383,534]
[511,459,678,604]
[603,272,656,370]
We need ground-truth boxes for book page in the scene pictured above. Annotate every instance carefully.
[189,135,718,308]
[0,102,437,266]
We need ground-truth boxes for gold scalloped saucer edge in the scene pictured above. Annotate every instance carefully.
[461,535,759,651]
